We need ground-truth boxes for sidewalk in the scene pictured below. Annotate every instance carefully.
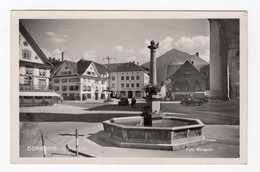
[67,124,239,158]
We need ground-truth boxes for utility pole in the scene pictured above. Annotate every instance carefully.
[103,56,116,102]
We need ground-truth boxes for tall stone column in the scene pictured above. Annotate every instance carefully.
[148,40,159,85]
[209,19,229,100]
[147,40,161,117]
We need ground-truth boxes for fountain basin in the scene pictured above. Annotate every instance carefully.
[102,116,206,151]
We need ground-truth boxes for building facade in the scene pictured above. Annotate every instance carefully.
[169,60,207,100]
[51,59,109,101]
[19,21,59,106]
[107,62,150,98]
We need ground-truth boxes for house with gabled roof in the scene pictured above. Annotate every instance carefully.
[19,21,61,107]
[168,60,207,100]
[51,58,109,101]
[106,62,150,98]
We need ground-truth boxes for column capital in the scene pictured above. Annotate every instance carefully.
[148,40,159,50]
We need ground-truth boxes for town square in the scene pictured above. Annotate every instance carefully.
[17,16,241,159]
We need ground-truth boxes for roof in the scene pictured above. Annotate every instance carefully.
[19,21,53,68]
[169,60,206,79]
[20,61,53,69]
[166,64,182,79]
[106,62,146,73]
[67,60,78,75]
[77,59,92,75]
[52,58,108,76]
[94,62,108,74]
[51,61,63,73]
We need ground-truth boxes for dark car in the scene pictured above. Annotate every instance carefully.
[180,97,202,106]
[118,97,129,106]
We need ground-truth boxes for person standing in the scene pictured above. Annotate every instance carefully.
[131,97,136,108]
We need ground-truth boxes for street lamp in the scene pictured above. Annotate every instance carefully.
[103,56,116,102]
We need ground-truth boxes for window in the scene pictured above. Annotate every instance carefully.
[62,86,67,91]
[87,86,91,91]
[182,87,188,91]
[131,76,135,80]
[121,76,124,80]
[62,93,67,97]
[69,78,80,82]
[25,67,33,75]
[194,87,201,91]
[62,78,67,83]
[39,69,46,77]
[95,80,99,84]
[61,71,72,75]
[175,87,180,91]
[82,85,87,91]
[136,75,140,80]
[87,93,91,99]
[112,76,115,81]
[69,93,75,98]
[54,79,60,83]
[35,56,38,60]
[54,86,60,91]
[184,72,191,78]
[92,72,95,75]
[126,83,129,88]
[69,85,79,91]
[121,84,124,88]
[112,84,115,88]
[136,83,140,87]
[131,83,135,87]
[22,49,31,60]
[101,80,105,85]
[87,71,91,75]
[126,76,129,80]
[23,41,28,46]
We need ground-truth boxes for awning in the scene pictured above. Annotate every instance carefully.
[19,91,61,97]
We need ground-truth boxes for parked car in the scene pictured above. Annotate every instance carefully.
[180,97,203,106]
[118,97,129,106]
[193,92,209,103]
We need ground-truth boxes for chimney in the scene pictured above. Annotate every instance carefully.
[62,52,64,61]
[196,52,199,57]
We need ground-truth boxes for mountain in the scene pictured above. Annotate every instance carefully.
[142,48,208,82]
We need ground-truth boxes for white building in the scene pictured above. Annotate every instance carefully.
[51,58,109,101]
[106,62,149,98]
[19,21,59,107]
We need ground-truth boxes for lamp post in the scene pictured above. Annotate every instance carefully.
[103,56,115,102]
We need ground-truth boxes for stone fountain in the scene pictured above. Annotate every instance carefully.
[101,40,206,150]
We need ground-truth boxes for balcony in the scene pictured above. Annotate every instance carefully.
[19,84,52,92]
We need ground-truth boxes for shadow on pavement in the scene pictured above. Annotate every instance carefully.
[87,131,117,148]
[20,113,140,123]
[86,103,146,111]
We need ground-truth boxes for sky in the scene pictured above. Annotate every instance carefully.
[21,19,209,65]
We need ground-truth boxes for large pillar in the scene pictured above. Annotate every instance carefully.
[148,40,159,85]
[147,40,161,118]
[209,19,229,100]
